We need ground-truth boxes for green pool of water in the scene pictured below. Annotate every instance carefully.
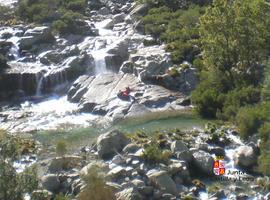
[33,112,211,149]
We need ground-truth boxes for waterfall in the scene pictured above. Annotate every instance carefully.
[9,44,20,60]
[35,73,44,96]
[93,51,107,75]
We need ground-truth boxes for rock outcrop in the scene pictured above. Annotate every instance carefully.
[67,73,187,121]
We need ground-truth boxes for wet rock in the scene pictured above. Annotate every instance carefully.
[116,187,142,200]
[192,150,214,176]
[106,40,129,72]
[233,145,258,168]
[97,130,130,158]
[41,174,60,192]
[120,61,134,74]
[147,170,178,196]
[19,26,55,50]
[113,13,126,24]
[0,40,13,55]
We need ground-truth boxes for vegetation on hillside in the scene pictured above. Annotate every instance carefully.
[140,0,270,175]
[16,0,87,35]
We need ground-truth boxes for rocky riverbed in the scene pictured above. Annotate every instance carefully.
[0,0,196,133]
[1,0,269,200]
[28,125,268,200]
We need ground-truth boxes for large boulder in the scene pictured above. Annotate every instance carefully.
[129,45,172,82]
[233,145,258,168]
[192,150,214,176]
[41,174,61,193]
[97,130,130,158]
[170,140,189,153]
[147,171,178,196]
[19,26,55,50]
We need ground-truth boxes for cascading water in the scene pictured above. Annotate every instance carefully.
[36,73,44,96]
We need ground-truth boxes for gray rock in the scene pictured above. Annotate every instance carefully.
[112,155,126,165]
[113,13,126,24]
[120,61,134,74]
[41,174,60,192]
[176,151,193,163]
[138,186,154,196]
[99,7,110,15]
[123,143,140,154]
[116,187,142,200]
[233,145,258,168]
[170,140,188,153]
[192,150,214,176]
[130,4,149,16]
[48,156,82,173]
[108,166,127,179]
[19,26,54,50]
[97,130,130,158]
[147,171,178,196]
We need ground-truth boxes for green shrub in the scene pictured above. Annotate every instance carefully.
[56,140,67,157]
[142,142,170,164]
[78,164,116,200]
[221,86,261,120]
[142,5,202,64]
[191,70,230,118]
[52,11,84,35]
[55,193,70,200]
[16,0,86,24]
[259,123,270,142]
[236,107,263,139]
[258,151,270,176]
[262,62,270,101]
[236,102,270,139]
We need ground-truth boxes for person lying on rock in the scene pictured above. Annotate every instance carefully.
[117,87,135,102]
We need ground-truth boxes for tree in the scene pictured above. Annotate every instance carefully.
[199,0,270,86]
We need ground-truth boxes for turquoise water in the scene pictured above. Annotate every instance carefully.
[33,113,210,150]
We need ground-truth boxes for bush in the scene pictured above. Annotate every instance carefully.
[236,107,263,139]
[221,86,261,120]
[78,164,116,200]
[52,11,84,35]
[142,142,170,164]
[258,150,270,176]
[191,70,230,118]
[56,140,67,157]
[142,5,203,64]
[259,123,270,142]
[235,102,270,139]
[16,0,86,25]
